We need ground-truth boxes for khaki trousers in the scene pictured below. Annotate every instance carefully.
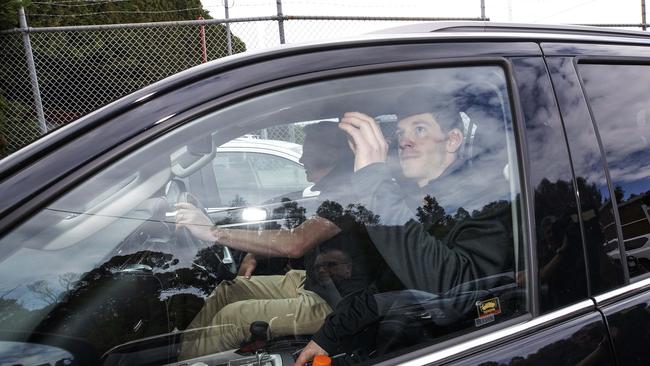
[180,270,332,359]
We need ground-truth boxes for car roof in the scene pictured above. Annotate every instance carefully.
[369,21,650,39]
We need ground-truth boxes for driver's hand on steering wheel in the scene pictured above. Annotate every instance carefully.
[295,340,328,366]
[175,203,215,242]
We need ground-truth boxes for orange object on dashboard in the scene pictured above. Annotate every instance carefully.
[312,355,332,366]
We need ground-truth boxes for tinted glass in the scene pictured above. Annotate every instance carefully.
[579,64,650,279]
[248,152,307,195]
[0,66,524,365]
[211,150,307,207]
[212,152,259,206]
[547,57,625,294]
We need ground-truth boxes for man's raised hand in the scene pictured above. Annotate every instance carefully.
[338,112,389,171]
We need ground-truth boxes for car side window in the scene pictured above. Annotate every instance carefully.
[208,145,308,208]
[248,152,308,195]
[578,63,650,279]
[212,152,259,206]
[0,66,526,365]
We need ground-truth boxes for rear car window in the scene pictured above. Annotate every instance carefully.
[578,63,650,279]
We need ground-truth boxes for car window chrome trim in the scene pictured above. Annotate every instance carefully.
[393,300,594,366]
[594,275,650,306]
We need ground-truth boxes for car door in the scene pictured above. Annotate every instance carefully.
[544,41,650,366]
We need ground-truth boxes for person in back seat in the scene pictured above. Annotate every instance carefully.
[296,89,514,365]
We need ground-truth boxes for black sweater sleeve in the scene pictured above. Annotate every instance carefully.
[311,288,380,353]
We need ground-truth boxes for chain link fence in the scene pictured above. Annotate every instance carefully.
[2,15,467,156]
[2,15,648,157]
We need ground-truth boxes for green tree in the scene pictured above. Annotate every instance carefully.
[0,0,21,30]
[614,185,625,204]
[2,0,213,29]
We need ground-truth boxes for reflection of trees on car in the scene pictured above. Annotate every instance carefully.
[272,198,307,229]
[316,200,380,226]
[533,177,625,311]
[0,238,246,356]
[17,252,167,354]
[416,194,506,238]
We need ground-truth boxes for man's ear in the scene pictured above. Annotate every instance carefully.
[446,128,464,153]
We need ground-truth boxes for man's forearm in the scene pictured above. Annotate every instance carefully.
[210,216,341,258]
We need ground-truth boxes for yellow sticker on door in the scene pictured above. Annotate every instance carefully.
[476,297,501,318]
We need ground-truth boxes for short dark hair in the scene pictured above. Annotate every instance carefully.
[303,121,349,150]
[394,88,464,133]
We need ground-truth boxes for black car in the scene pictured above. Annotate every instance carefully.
[1,22,649,366]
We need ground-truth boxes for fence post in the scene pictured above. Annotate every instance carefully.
[224,0,233,54]
[641,0,648,30]
[18,7,47,134]
[198,17,207,62]
[276,0,286,44]
[480,0,486,20]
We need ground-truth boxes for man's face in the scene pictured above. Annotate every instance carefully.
[314,250,352,284]
[299,135,338,183]
[396,113,449,187]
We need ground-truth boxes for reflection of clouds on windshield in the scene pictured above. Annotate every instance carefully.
[439,167,509,213]
[0,247,90,310]
[402,68,514,213]
[580,64,650,194]
[513,58,573,184]
[0,341,73,365]
[440,113,512,212]
[598,121,648,160]
[609,163,650,186]
[545,58,611,198]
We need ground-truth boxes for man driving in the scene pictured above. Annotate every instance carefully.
[176,122,389,358]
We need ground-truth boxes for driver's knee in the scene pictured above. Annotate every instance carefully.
[186,281,240,330]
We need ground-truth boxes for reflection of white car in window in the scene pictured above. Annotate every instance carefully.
[603,196,650,272]
[184,136,315,227]
[214,136,307,205]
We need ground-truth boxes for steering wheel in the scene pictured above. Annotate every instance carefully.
[175,191,238,280]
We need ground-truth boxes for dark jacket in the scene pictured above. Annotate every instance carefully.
[312,162,514,353]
